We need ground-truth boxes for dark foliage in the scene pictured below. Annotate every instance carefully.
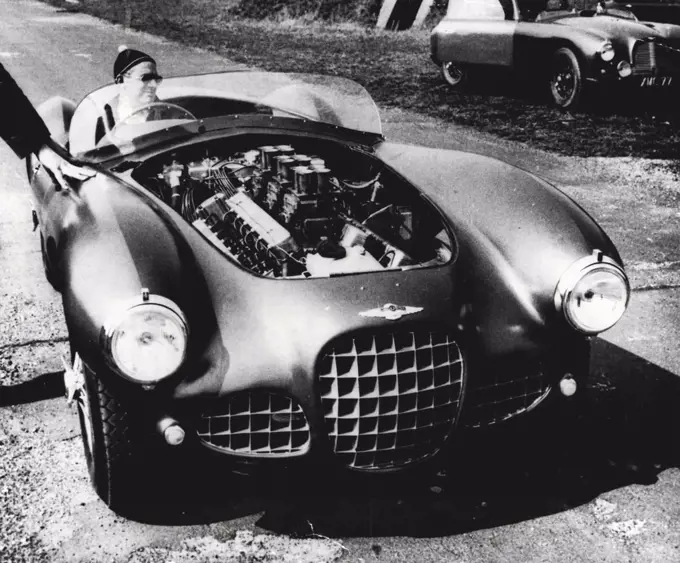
[228,0,384,24]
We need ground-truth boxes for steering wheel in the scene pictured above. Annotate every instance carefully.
[110,102,196,136]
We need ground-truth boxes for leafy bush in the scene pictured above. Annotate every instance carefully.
[228,0,384,24]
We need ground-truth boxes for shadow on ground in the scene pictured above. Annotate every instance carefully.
[138,338,680,535]
[249,338,680,538]
[2,339,678,537]
[0,371,65,406]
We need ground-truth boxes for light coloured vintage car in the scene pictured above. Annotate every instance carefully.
[29,70,629,514]
[431,0,680,107]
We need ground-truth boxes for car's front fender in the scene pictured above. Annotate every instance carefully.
[55,172,213,377]
[375,141,622,352]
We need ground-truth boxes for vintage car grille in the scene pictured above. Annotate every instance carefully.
[197,392,310,456]
[461,357,550,428]
[633,41,680,75]
[633,41,656,74]
[318,330,464,471]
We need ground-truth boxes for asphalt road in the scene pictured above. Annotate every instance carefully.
[1,2,679,562]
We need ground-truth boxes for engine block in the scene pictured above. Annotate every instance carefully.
[194,191,299,276]
[145,141,453,279]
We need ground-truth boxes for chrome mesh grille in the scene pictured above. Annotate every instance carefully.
[318,330,464,470]
[461,360,550,428]
[198,392,310,456]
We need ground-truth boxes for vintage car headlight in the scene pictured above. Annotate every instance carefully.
[599,42,615,62]
[554,251,630,335]
[617,60,632,78]
[102,293,189,384]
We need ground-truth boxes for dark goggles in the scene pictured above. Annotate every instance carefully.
[127,73,163,84]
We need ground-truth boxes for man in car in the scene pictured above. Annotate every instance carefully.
[95,46,164,143]
[0,62,92,190]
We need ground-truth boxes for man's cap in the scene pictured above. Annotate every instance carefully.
[114,45,156,81]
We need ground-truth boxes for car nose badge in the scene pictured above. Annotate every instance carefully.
[359,303,423,321]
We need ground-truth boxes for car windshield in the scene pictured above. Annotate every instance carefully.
[69,71,382,159]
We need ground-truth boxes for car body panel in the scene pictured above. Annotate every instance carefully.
[431,20,518,66]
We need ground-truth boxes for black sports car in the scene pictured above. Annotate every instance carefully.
[431,0,680,107]
[29,71,630,513]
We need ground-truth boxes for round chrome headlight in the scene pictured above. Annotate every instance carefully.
[554,251,630,335]
[102,293,189,384]
[617,60,632,78]
[599,41,615,62]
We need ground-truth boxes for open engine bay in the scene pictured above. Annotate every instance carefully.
[133,137,454,278]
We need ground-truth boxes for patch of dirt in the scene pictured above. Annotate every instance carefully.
[0,399,84,563]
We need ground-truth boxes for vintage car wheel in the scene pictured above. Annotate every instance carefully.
[74,355,157,512]
[549,48,583,109]
[441,62,466,88]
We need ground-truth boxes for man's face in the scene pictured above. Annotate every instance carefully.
[121,61,161,107]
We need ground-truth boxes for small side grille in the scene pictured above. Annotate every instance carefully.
[198,392,310,457]
[319,330,464,470]
[461,362,550,428]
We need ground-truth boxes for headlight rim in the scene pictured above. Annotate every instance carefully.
[554,251,630,335]
[101,291,189,385]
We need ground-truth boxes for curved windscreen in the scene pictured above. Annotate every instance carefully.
[69,71,382,158]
